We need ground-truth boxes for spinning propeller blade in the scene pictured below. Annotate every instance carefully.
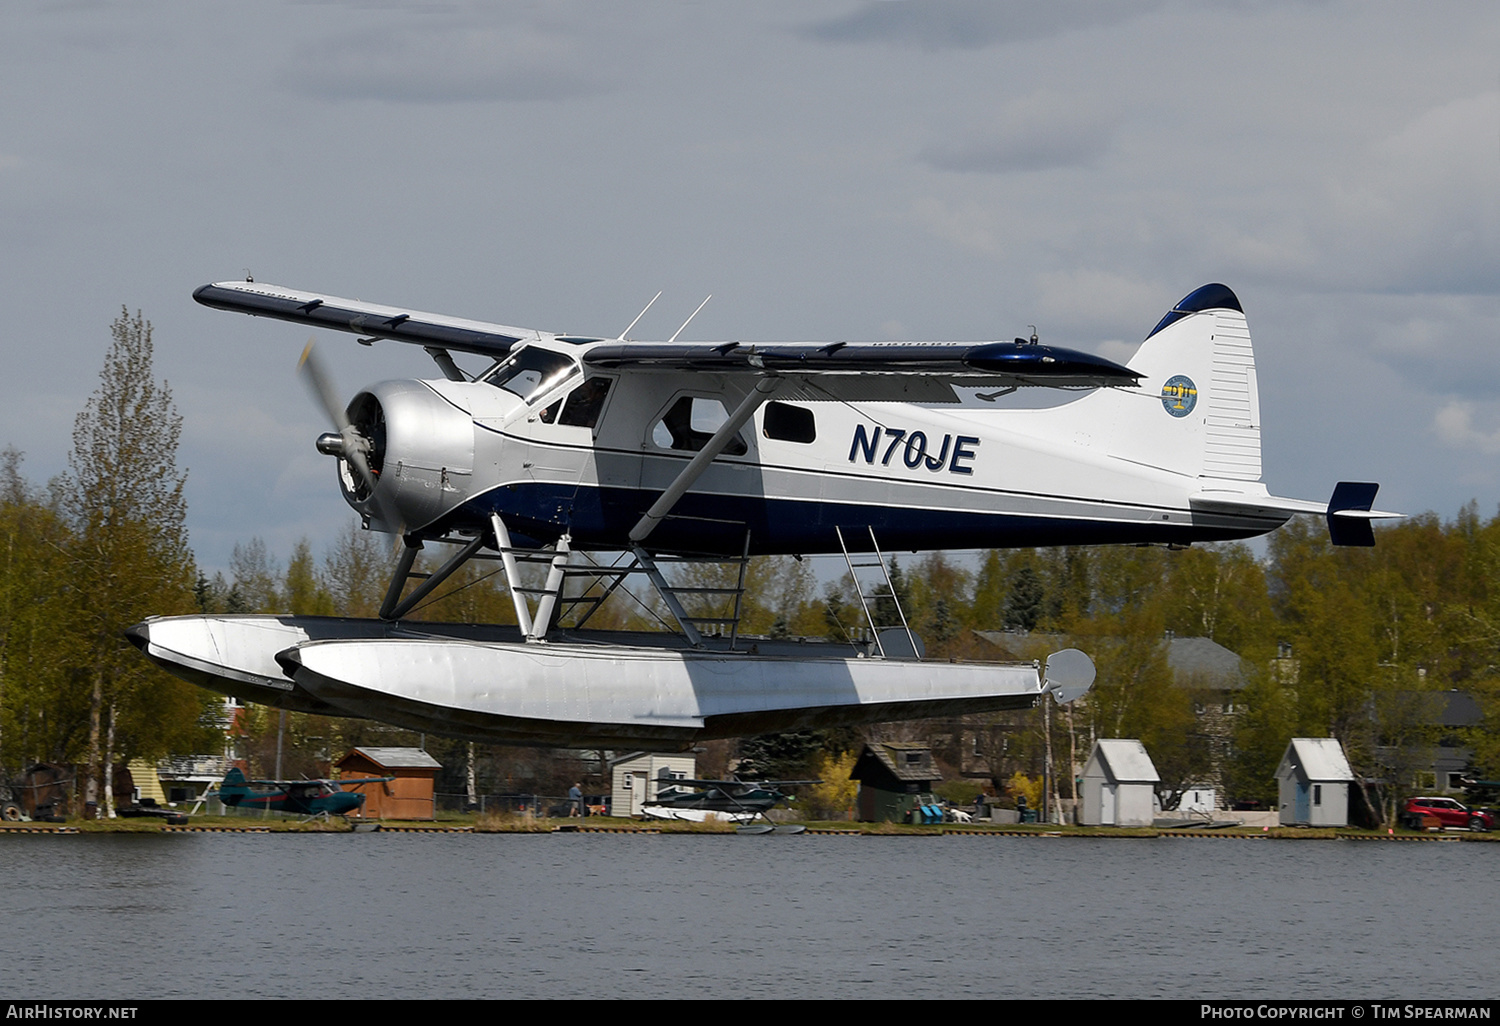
[299,340,349,432]
[298,339,405,536]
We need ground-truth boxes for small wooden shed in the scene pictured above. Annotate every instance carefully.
[1276,737,1353,827]
[850,742,942,822]
[1079,739,1160,827]
[335,747,442,821]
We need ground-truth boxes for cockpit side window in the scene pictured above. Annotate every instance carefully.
[651,396,748,456]
[558,376,613,429]
[483,348,579,404]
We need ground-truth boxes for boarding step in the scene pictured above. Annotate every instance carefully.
[835,525,920,660]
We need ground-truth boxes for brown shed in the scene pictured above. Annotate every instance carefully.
[334,747,442,821]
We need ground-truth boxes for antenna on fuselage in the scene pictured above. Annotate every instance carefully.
[618,291,662,341]
[668,295,712,343]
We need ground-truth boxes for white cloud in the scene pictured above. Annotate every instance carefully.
[1434,399,1500,455]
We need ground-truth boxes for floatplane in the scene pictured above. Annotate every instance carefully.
[128,281,1396,749]
[642,777,816,832]
[211,768,394,819]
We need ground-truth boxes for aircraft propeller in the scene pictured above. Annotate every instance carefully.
[299,338,405,536]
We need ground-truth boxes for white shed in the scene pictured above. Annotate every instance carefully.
[1079,739,1160,827]
[610,752,696,818]
[1276,737,1354,827]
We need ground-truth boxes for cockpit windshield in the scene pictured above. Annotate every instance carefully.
[484,348,579,404]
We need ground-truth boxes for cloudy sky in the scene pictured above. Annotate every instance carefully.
[2,1,1496,573]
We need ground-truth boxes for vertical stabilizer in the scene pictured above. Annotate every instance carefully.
[1061,284,1261,482]
[219,767,249,807]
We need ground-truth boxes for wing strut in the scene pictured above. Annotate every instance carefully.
[629,375,784,544]
[379,534,488,621]
[490,514,535,636]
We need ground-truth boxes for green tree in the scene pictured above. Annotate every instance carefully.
[229,538,281,612]
[736,728,854,780]
[284,538,334,615]
[0,449,89,770]
[65,309,208,813]
[323,522,389,618]
[1002,564,1045,631]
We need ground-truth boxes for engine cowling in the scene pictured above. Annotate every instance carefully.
[333,379,477,535]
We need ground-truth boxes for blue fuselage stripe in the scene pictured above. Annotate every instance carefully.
[433,481,1267,555]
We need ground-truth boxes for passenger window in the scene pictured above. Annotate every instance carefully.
[558,377,612,429]
[651,396,747,456]
[762,402,815,443]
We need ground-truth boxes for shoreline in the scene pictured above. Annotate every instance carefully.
[3,816,1496,840]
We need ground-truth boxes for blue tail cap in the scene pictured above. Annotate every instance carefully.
[1146,283,1243,339]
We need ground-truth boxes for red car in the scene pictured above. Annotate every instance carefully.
[1402,796,1494,832]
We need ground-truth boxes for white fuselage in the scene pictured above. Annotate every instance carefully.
[347,326,1282,556]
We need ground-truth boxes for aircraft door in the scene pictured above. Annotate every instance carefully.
[516,373,619,530]
[640,388,765,546]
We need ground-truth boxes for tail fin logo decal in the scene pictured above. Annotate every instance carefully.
[1161,375,1198,418]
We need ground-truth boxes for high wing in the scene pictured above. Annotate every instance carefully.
[195,281,1140,398]
[583,339,1139,392]
[193,281,546,359]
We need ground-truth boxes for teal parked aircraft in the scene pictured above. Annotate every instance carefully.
[216,768,393,817]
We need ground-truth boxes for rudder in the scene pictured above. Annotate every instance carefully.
[219,767,249,807]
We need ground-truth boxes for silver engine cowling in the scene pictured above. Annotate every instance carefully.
[323,379,476,535]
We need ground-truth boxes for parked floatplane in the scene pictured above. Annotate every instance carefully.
[129,281,1396,749]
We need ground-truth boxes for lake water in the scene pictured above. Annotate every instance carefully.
[0,831,1492,1000]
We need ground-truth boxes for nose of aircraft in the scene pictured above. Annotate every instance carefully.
[324,379,477,535]
[332,791,367,814]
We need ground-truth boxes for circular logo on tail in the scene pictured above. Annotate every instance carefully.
[1161,375,1197,417]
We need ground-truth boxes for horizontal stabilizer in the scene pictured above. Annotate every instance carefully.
[1190,481,1402,547]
